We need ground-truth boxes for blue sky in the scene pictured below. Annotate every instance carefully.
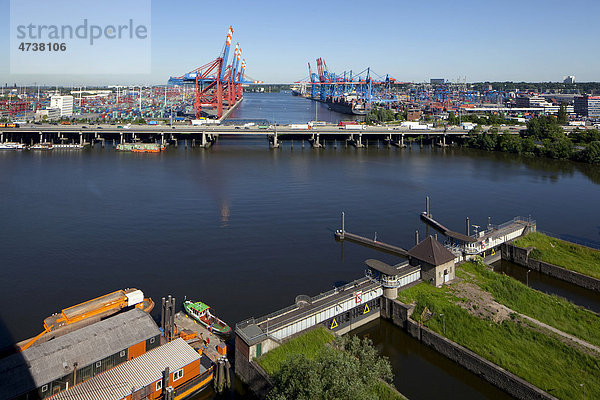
[1,0,599,86]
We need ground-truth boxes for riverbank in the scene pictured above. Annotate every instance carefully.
[397,262,599,400]
[256,327,407,399]
[513,232,600,279]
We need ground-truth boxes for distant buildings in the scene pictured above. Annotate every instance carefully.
[430,78,445,85]
[514,95,574,115]
[574,95,600,118]
[50,95,74,117]
[563,76,575,84]
[35,108,61,121]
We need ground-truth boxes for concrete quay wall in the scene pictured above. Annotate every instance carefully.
[501,242,600,292]
[382,298,557,400]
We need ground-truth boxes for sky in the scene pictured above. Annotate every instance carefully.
[1,0,599,86]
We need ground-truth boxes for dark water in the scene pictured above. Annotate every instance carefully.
[226,92,355,124]
[2,94,600,398]
[353,319,513,400]
[493,259,600,313]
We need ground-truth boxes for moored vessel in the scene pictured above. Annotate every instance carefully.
[117,143,165,152]
[30,142,53,150]
[19,288,154,350]
[183,300,232,336]
[0,142,26,150]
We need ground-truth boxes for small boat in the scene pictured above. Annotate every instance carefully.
[0,142,26,150]
[183,300,232,336]
[30,142,53,150]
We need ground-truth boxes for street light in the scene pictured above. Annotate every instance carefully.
[526,269,531,287]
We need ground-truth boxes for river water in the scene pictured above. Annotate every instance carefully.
[1,92,599,398]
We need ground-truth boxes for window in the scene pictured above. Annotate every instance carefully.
[150,337,155,344]
[156,380,163,391]
[41,385,48,393]
[96,361,101,368]
[120,350,126,357]
[173,369,183,381]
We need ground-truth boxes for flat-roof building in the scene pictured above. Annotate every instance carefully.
[0,308,160,400]
[49,338,213,400]
[574,95,600,118]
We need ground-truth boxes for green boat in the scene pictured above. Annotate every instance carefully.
[183,300,232,336]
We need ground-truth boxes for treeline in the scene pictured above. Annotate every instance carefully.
[464,116,600,164]
[447,112,522,126]
[365,107,401,124]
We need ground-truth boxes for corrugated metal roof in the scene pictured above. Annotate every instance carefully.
[49,338,202,400]
[0,308,160,399]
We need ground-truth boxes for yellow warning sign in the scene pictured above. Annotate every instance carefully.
[491,249,495,256]
[330,318,338,329]
[363,304,370,314]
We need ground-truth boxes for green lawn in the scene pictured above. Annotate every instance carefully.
[458,261,600,347]
[256,327,334,376]
[372,380,408,400]
[398,281,600,400]
[514,232,600,279]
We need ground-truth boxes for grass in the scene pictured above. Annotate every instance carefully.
[457,261,600,347]
[514,232,600,279]
[372,380,408,400]
[397,281,600,400]
[256,327,334,376]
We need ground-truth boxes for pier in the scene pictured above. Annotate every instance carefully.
[334,212,408,256]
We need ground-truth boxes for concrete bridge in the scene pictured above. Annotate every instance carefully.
[0,123,524,149]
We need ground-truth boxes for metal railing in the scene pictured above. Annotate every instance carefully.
[236,276,374,342]
[471,216,536,239]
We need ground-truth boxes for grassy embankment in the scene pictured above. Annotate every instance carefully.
[256,327,335,376]
[458,261,600,347]
[514,232,600,279]
[256,327,407,400]
[398,265,600,400]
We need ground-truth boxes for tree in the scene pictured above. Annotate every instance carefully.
[557,103,568,125]
[580,141,600,164]
[268,335,393,400]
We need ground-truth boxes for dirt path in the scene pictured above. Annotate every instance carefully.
[449,275,600,357]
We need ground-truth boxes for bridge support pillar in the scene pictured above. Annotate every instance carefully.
[79,132,83,145]
[401,134,405,148]
[1,132,3,143]
[269,133,279,149]
[39,132,42,143]
[310,133,322,148]
[161,132,165,145]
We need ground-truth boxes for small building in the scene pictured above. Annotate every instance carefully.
[406,108,422,121]
[48,338,213,400]
[49,95,74,117]
[407,236,456,287]
[563,76,575,84]
[35,108,60,121]
[0,308,161,400]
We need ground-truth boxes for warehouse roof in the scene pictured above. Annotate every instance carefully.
[50,338,203,400]
[0,308,160,399]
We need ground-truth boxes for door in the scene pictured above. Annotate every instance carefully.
[444,269,449,283]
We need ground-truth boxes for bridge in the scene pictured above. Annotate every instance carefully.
[0,123,523,149]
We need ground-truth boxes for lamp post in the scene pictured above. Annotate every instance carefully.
[526,269,531,287]
[439,313,445,335]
